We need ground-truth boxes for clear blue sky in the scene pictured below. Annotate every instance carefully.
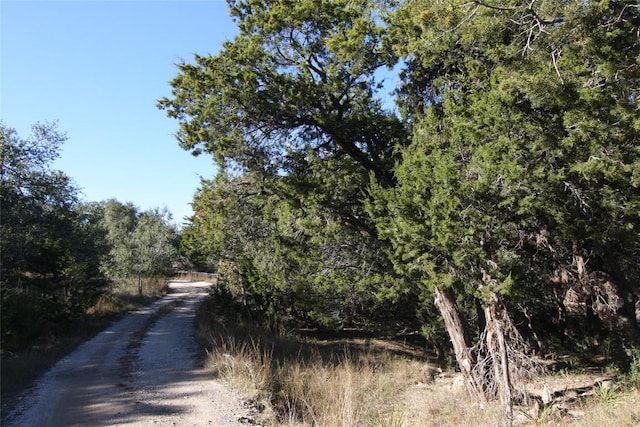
[1,0,237,226]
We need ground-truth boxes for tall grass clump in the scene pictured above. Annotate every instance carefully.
[174,270,216,283]
[207,332,274,396]
[85,276,168,317]
[273,351,417,426]
[112,276,169,299]
[195,287,640,426]
[195,292,429,426]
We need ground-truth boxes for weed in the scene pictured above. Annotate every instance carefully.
[195,295,640,427]
[518,402,556,426]
[624,346,640,389]
[563,356,582,372]
[368,410,406,427]
[196,296,430,426]
[604,362,621,376]
[593,382,619,404]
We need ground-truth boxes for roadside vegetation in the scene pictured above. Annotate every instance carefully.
[171,0,640,424]
[196,284,640,426]
[3,0,639,425]
[0,277,168,413]
[1,122,180,411]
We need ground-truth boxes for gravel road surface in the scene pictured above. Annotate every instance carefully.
[4,281,252,427]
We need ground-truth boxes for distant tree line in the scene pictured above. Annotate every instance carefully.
[160,0,639,409]
[1,122,178,350]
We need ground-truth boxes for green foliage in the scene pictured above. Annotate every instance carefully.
[158,0,405,185]
[131,207,178,278]
[94,199,138,281]
[594,382,620,404]
[370,0,640,331]
[625,346,640,390]
[167,0,640,370]
[163,0,419,333]
[1,122,108,349]
[1,123,178,350]
[93,199,178,284]
[183,169,418,331]
[1,122,76,281]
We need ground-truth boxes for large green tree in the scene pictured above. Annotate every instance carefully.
[369,0,640,411]
[162,2,639,419]
[131,207,179,288]
[159,0,405,185]
[94,199,178,292]
[161,0,418,330]
[183,170,414,330]
[1,122,107,347]
[1,122,75,283]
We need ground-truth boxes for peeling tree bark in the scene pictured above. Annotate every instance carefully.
[434,283,541,422]
[433,285,486,402]
[485,296,514,427]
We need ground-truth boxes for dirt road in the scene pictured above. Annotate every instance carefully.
[4,281,253,427]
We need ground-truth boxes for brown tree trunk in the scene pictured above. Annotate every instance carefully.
[433,285,486,402]
[497,321,513,427]
[485,295,514,427]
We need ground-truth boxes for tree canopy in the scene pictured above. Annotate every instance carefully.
[1,123,180,349]
[1,122,105,346]
[158,0,406,186]
[161,0,420,331]
[370,0,639,403]
[162,0,639,414]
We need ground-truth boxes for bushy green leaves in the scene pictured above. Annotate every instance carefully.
[1,122,80,283]
[1,122,106,347]
[159,0,405,186]
[95,200,178,283]
[162,0,419,331]
[184,168,414,330]
[371,0,640,312]
[170,0,639,351]
[1,123,180,349]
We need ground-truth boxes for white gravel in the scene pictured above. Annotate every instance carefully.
[4,281,254,427]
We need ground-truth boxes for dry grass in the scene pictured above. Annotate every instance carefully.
[196,296,640,427]
[403,379,640,426]
[562,388,640,426]
[403,377,504,426]
[273,352,423,427]
[86,277,168,316]
[174,270,217,283]
[196,297,432,426]
[203,334,427,426]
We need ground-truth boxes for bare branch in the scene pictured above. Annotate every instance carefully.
[551,47,564,84]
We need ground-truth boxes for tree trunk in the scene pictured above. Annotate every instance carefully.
[475,297,487,336]
[498,321,513,427]
[433,285,486,402]
[485,295,514,427]
[521,304,545,354]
